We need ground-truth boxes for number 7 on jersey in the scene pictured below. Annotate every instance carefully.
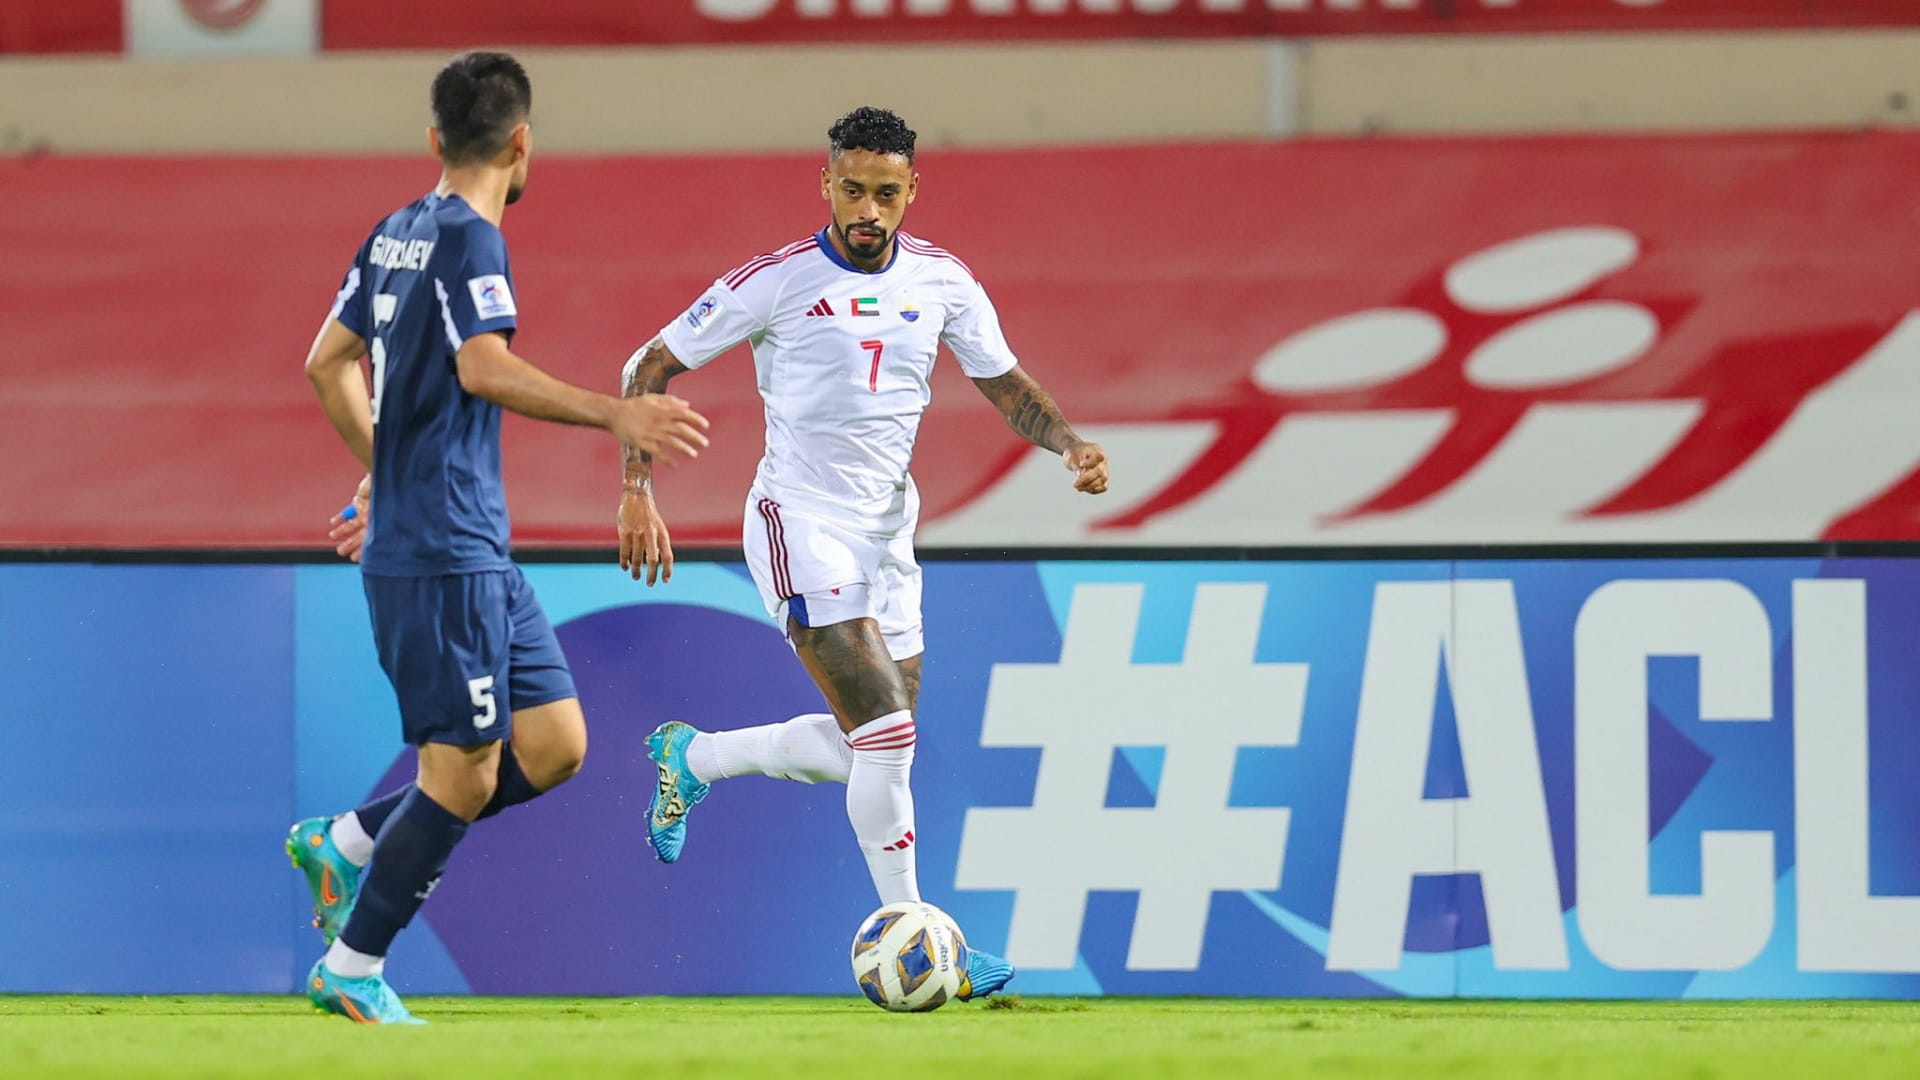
[862,340,884,393]
[370,293,399,422]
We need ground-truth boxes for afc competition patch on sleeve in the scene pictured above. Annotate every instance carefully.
[468,275,517,321]
[684,293,721,334]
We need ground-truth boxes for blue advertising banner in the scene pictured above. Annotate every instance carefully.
[5,557,1919,997]
[0,565,296,992]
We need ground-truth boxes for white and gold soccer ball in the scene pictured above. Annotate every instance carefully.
[849,901,969,1012]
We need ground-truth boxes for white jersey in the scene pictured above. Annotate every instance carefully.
[656,228,1019,537]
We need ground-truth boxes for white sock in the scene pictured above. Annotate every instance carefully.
[845,710,920,904]
[323,937,384,978]
[684,731,725,784]
[688,715,853,785]
[330,812,376,868]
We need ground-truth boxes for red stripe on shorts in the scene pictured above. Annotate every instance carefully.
[758,497,792,598]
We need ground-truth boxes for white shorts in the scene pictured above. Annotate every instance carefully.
[743,493,925,661]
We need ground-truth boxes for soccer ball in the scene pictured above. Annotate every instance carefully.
[849,901,969,1012]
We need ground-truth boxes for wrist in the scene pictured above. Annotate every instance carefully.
[590,392,622,431]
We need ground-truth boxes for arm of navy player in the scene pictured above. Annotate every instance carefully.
[305,317,376,471]
[615,337,691,586]
[454,331,709,465]
[971,365,1110,495]
[304,317,377,561]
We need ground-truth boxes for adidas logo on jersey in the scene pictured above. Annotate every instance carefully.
[805,298,836,317]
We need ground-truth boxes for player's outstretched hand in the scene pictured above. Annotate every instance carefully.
[1064,441,1109,495]
[329,474,371,562]
[617,489,675,586]
[612,394,710,466]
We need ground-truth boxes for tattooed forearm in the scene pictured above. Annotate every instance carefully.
[619,338,689,489]
[972,367,1081,454]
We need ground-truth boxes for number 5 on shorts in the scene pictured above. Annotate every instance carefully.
[468,675,498,730]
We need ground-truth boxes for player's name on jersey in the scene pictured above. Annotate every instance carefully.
[369,236,436,272]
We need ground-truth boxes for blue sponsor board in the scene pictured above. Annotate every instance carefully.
[3,558,1919,997]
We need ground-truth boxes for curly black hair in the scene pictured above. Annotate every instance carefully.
[431,51,532,166]
[828,106,917,163]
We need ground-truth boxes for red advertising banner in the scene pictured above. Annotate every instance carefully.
[321,0,1920,48]
[0,1,118,54]
[8,131,1920,547]
[6,1,1920,54]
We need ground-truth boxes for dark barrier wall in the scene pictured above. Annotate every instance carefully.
[4,554,1919,997]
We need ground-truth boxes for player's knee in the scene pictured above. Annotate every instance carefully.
[470,772,501,812]
[534,743,586,790]
[840,676,912,731]
[423,771,497,822]
[523,728,587,791]
[417,741,504,820]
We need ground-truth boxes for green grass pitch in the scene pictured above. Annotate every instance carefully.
[3,997,1916,1079]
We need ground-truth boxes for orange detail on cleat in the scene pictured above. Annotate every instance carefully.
[337,995,372,1024]
[310,834,323,847]
[319,868,341,906]
[312,977,324,991]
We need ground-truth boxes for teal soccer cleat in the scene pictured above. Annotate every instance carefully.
[957,947,1016,1002]
[645,721,710,864]
[286,817,359,944]
[306,958,424,1025]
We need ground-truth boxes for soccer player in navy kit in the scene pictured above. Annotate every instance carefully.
[288,52,710,1024]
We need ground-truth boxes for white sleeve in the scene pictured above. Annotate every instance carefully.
[941,276,1020,379]
[656,274,773,371]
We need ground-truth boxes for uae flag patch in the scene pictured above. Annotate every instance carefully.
[851,297,880,317]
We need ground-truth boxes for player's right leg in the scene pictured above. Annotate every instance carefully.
[668,614,921,791]
[305,570,515,1024]
[643,499,864,861]
[650,506,928,861]
[312,739,496,1025]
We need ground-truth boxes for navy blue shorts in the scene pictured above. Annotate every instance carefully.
[363,565,577,747]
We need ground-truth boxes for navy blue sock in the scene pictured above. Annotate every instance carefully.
[350,786,411,837]
[339,788,469,959]
[475,747,543,820]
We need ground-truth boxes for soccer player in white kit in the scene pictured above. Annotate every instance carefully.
[615,108,1107,1000]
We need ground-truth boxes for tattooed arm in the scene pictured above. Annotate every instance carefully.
[618,338,694,584]
[972,365,1109,495]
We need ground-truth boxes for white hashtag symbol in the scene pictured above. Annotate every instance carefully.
[955,583,1306,970]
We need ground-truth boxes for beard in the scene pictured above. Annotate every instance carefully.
[506,177,527,205]
[841,221,890,258]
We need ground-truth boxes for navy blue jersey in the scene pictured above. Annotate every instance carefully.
[329,193,518,576]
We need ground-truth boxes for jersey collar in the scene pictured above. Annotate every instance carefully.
[815,225,899,275]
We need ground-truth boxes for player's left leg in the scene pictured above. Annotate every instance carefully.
[475,564,585,811]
